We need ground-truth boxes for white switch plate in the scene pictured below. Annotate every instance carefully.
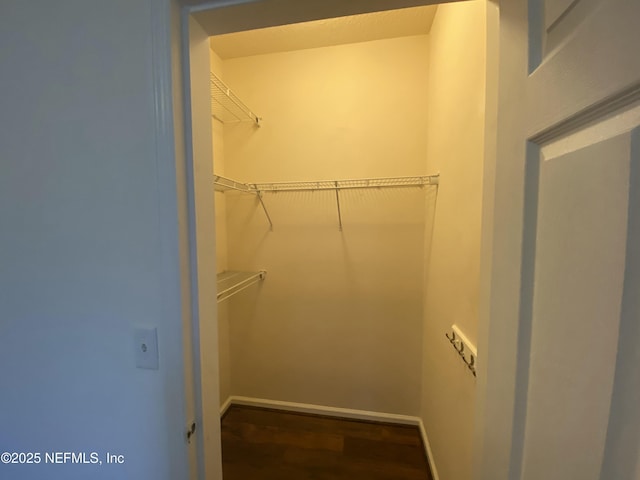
[134,327,159,370]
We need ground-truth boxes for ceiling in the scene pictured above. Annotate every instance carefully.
[210,5,438,59]
[193,0,457,36]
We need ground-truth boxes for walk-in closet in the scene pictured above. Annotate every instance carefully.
[190,2,487,479]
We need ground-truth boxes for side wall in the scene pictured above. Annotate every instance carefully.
[210,47,232,407]
[0,1,189,479]
[220,35,433,416]
[422,2,487,479]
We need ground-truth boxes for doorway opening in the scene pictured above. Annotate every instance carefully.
[181,2,495,479]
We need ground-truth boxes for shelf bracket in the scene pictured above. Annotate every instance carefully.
[257,191,274,231]
[334,181,343,231]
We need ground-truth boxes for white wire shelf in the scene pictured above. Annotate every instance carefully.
[217,270,266,303]
[214,174,439,232]
[214,175,258,194]
[252,175,439,192]
[210,72,261,126]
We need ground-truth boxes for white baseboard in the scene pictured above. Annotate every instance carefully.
[219,396,233,417]
[225,395,418,424]
[418,418,440,480]
[219,395,439,479]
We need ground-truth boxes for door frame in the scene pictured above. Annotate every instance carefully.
[473,1,530,478]
[170,1,508,479]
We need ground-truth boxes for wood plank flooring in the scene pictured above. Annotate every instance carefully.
[221,405,434,480]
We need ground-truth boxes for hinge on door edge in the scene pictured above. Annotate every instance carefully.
[186,422,196,444]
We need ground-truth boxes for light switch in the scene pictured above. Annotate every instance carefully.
[134,327,159,370]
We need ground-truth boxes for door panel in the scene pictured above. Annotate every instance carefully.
[477,0,640,479]
[543,0,600,56]
[519,0,640,478]
[544,0,578,28]
[521,132,632,479]
[598,127,640,479]
[528,0,640,138]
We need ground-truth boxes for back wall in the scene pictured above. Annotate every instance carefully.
[217,34,433,416]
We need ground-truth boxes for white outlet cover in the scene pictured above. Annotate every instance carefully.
[134,327,159,370]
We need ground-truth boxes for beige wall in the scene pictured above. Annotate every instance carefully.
[217,35,433,415]
[0,1,194,478]
[211,49,228,274]
[422,2,486,480]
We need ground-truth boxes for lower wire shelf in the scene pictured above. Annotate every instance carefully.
[217,270,266,303]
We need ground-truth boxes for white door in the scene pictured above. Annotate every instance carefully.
[477,1,640,479]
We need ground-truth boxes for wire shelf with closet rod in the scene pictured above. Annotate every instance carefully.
[210,72,261,126]
[252,175,439,192]
[215,174,438,231]
[253,174,439,231]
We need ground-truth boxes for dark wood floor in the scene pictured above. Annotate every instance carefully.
[221,405,434,480]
